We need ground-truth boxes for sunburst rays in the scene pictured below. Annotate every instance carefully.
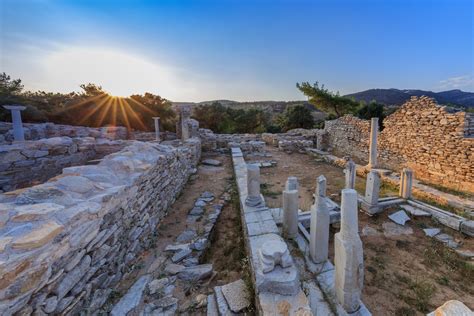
[65,94,153,130]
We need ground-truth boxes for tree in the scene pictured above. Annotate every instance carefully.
[129,93,176,131]
[296,81,359,117]
[275,105,315,131]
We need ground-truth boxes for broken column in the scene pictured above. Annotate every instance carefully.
[310,175,329,263]
[283,181,299,240]
[399,168,413,199]
[245,164,264,207]
[3,105,26,142]
[335,189,364,314]
[361,170,381,214]
[368,117,378,169]
[344,158,356,189]
[152,117,160,141]
[285,176,299,191]
[178,105,191,141]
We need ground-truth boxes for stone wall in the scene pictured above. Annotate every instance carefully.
[198,129,264,153]
[0,138,201,314]
[0,137,128,192]
[324,97,474,193]
[0,122,129,144]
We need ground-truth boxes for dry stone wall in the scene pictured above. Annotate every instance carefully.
[0,138,201,314]
[198,129,264,153]
[324,97,474,193]
[0,122,129,144]
[0,137,128,192]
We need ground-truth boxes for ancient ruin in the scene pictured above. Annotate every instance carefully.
[0,96,473,315]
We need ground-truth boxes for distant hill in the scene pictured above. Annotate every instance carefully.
[345,89,474,108]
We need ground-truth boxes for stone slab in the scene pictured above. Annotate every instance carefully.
[221,279,250,313]
[111,274,151,316]
[400,204,430,217]
[244,209,274,223]
[423,228,441,237]
[382,222,413,237]
[12,220,63,250]
[388,210,411,225]
[247,220,279,237]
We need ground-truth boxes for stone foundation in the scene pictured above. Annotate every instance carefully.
[0,137,128,192]
[0,138,201,314]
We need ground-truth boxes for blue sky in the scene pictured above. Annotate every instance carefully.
[1,0,473,101]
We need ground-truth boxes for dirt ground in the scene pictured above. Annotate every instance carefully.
[108,152,249,314]
[253,146,474,316]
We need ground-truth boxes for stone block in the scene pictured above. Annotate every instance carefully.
[111,274,151,316]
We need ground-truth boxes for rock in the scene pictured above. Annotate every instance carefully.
[148,278,169,295]
[176,229,197,243]
[400,204,430,217]
[111,274,151,316]
[12,220,64,250]
[55,255,91,299]
[43,296,58,313]
[155,295,178,308]
[171,248,192,263]
[164,263,185,275]
[0,237,12,252]
[182,257,199,267]
[194,200,207,208]
[423,228,441,237]
[427,300,473,316]
[388,210,410,225]
[434,233,459,249]
[55,176,95,194]
[221,279,250,313]
[382,222,413,237]
[195,294,207,308]
[214,286,231,315]
[190,238,208,251]
[455,249,474,259]
[361,225,380,237]
[460,220,474,237]
[201,191,215,200]
[165,243,190,252]
[189,207,204,216]
[11,203,64,222]
[202,159,222,167]
[207,294,218,316]
[178,264,213,281]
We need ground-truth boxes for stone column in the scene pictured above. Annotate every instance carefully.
[361,170,381,214]
[285,176,299,191]
[152,117,160,141]
[399,168,413,199]
[368,117,378,169]
[344,159,356,189]
[283,188,298,240]
[245,164,264,207]
[3,105,26,142]
[335,189,364,313]
[310,175,329,263]
[180,105,191,141]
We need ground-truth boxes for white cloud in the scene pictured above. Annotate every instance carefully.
[439,75,474,90]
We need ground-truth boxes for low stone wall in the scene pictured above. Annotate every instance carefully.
[0,138,201,314]
[0,122,129,144]
[198,129,264,153]
[0,137,128,192]
[324,97,474,193]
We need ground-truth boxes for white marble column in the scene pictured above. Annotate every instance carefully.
[3,105,26,142]
[285,176,299,191]
[399,168,413,199]
[335,189,364,313]
[344,159,356,189]
[245,164,264,207]
[310,175,329,263]
[283,188,298,240]
[368,117,378,169]
[361,170,381,214]
[152,117,160,141]
[180,106,191,141]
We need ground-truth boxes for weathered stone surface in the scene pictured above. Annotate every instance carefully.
[164,263,185,275]
[54,255,91,299]
[202,159,222,167]
[148,278,169,295]
[171,248,192,263]
[155,295,178,308]
[400,204,430,217]
[0,237,13,252]
[388,210,410,226]
[427,300,473,316]
[382,222,413,237]
[12,221,63,250]
[460,220,474,237]
[178,264,213,281]
[423,228,441,237]
[111,274,151,316]
[176,229,197,243]
[221,279,250,313]
[11,203,64,222]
